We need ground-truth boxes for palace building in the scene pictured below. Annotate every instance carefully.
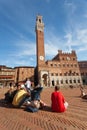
[35,15,82,87]
[0,15,87,87]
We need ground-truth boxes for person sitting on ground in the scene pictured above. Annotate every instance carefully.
[24,85,46,112]
[12,83,30,108]
[30,85,46,109]
[79,85,87,99]
[51,86,68,113]
[4,83,25,104]
[80,85,86,97]
[4,85,15,103]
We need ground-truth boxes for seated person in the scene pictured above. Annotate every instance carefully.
[51,86,68,113]
[82,94,87,99]
[4,86,15,103]
[4,83,20,103]
[24,85,46,111]
[12,84,30,107]
[80,85,86,97]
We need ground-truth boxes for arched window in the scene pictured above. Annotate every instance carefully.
[52,80,55,86]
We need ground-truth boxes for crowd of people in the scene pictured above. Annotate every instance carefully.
[4,78,69,113]
[3,79,87,113]
[4,80,46,112]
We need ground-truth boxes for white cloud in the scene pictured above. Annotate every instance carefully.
[9,39,35,56]
[64,33,72,51]
[84,13,87,18]
[45,23,87,58]
[45,31,62,56]
[45,43,58,56]
[77,29,87,43]
[1,0,87,67]
[64,0,76,14]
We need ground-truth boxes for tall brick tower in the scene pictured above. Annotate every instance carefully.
[35,15,45,66]
[35,15,45,85]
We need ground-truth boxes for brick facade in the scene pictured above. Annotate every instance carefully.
[78,61,87,85]
[14,66,35,86]
[0,65,15,87]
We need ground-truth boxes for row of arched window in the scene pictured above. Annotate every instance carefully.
[51,72,79,76]
[51,79,81,86]
[81,72,87,76]
[50,63,78,68]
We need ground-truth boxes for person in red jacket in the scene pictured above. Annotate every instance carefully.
[51,86,68,112]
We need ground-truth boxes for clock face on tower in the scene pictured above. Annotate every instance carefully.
[39,56,44,61]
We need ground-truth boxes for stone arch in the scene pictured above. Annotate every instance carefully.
[52,80,55,86]
[42,74,48,86]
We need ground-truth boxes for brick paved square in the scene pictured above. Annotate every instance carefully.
[0,87,87,130]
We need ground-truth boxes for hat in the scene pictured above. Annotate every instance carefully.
[21,84,25,88]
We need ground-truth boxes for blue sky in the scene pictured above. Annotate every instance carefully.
[0,0,87,68]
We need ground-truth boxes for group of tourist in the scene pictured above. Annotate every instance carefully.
[4,78,69,113]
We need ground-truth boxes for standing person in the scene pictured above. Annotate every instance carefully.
[51,86,68,113]
[25,78,31,93]
[80,85,86,97]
